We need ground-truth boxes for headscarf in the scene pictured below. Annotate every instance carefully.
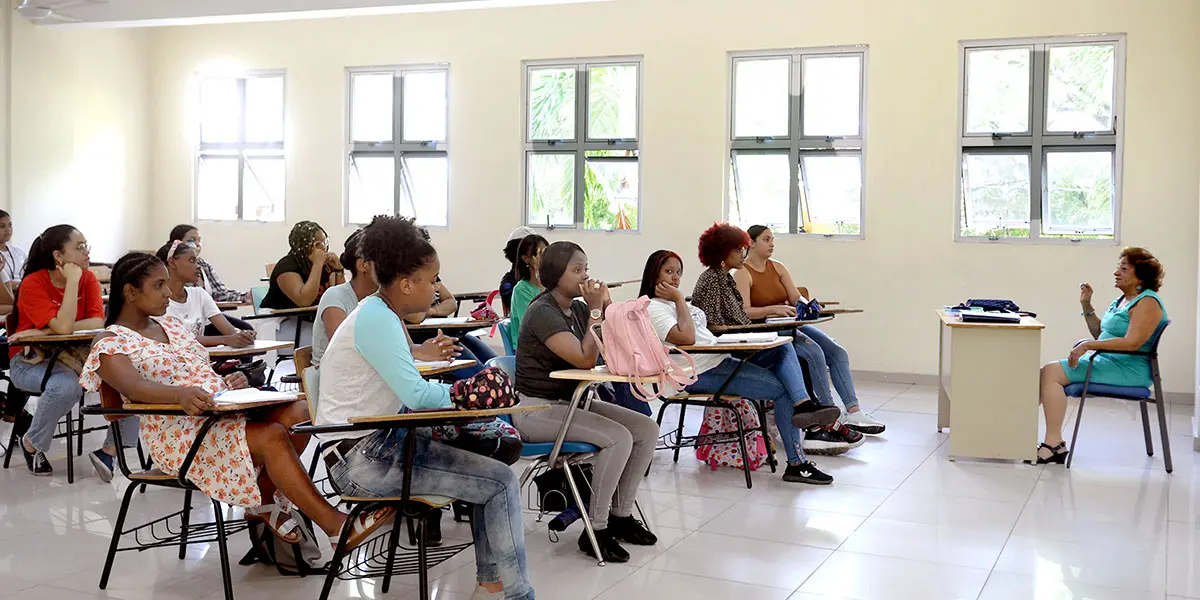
[288,220,327,274]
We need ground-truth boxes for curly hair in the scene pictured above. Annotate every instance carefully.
[697,223,750,268]
[360,215,437,286]
[1120,247,1165,291]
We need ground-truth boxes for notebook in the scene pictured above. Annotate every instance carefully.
[419,317,471,326]
[714,332,783,345]
[212,389,300,405]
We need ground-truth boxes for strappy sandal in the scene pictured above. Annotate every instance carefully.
[246,504,303,545]
[337,506,397,551]
[1036,442,1069,465]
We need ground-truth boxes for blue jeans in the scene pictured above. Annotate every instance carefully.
[791,325,859,411]
[684,345,810,464]
[329,430,534,600]
[11,357,138,454]
[602,383,652,416]
[410,331,498,380]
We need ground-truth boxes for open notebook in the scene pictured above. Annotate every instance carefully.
[212,389,300,405]
[415,359,476,372]
[714,332,783,345]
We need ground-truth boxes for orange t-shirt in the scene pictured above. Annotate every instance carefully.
[10,269,105,358]
[746,260,792,308]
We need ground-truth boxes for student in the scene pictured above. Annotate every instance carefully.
[168,224,249,304]
[81,252,391,548]
[691,223,863,455]
[507,234,548,349]
[155,241,256,348]
[8,225,131,479]
[261,221,343,310]
[312,229,374,367]
[640,250,839,483]
[1037,248,1169,464]
[0,210,29,291]
[317,216,535,600]
[736,225,884,435]
[512,241,659,564]
[499,226,535,316]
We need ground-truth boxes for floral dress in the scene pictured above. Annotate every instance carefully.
[80,317,261,508]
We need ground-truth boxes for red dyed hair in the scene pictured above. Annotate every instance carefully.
[697,223,750,268]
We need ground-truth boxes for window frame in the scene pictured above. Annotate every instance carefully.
[522,56,643,232]
[955,35,1125,244]
[344,64,451,228]
[194,70,287,223]
[726,46,869,239]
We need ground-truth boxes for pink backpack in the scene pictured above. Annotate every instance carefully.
[589,296,697,401]
[694,399,769,471]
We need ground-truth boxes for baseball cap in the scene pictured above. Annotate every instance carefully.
[507,226,536,242]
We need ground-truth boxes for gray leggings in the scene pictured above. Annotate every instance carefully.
[513,395,659,530]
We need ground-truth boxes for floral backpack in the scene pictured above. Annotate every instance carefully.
[694,399,769,471]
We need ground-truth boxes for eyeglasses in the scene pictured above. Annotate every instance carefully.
[76,243,91,254]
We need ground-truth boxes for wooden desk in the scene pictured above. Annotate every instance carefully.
[606,280,640,288]
[243,306,318,320]
[407,319,495,333]
[676,337,790,353]
[417,359,477,378]
[709,316,834,333]
[348,404,548,425]
[936,310,1044,463]
[216,301,251,312]
[208,340,293,358]
[821,307,863,315]
[10,329,106,344]
[550,366,665,384]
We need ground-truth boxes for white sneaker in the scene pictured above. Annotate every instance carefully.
[842,410,886,435]
[470,585,504,600]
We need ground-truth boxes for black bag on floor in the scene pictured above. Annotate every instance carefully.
[240,515,327,576]
[533,464,594,513]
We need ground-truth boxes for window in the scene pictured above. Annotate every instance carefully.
[347,66,449,227]
[196,73,286,222]
[957,36,1123,241]
[524,58,641,230]
[727,48,867,236]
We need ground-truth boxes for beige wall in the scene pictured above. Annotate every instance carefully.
[9,14,150,262]
[144,0,1200,393]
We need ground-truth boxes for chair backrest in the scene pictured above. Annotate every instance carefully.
[294,345,313,375]
[796,286,810,301]
[497,319,514,355]
[486,355,516,379]
[99,382,124,422]
[1147,320,1171,356]
[293,345,318,420]
[265,263,276,278]
[250,285,269,315]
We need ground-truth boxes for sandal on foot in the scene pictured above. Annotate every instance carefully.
[1036,442,1069,465]
[337,506,396,551]
[246,504,303,545]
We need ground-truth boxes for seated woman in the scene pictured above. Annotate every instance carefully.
[499,226,536,317]
[507,234,548,349]
[512,241,660,563]
[317,216,534,600]
[641,250,839,484]
[8,225,132,480]
[156,240,256,349]
[169,224,250,305]
[312,229,374,367]
[82,252,390,549]
[1038,247,1168,465]
[262,221,343,350]
[735,225,884,435]
[690,223,863,456]
[0,210,29,292]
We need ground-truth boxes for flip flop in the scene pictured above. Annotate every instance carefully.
[246,504,302,545]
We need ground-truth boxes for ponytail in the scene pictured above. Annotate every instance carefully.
[106,253,164,326]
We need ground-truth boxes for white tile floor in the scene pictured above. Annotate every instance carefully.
[2,381,1199,600]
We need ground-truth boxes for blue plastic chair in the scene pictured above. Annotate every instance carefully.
[497,319,515,356]
[1064,321,1172,472]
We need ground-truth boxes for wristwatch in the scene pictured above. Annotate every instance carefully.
[590,308,603,320]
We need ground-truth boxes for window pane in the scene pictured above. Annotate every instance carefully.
[733,58,790,138]
[200,78,239,144]
[960,153,1031,237]
[245,76,284,144]
[965,48,1031,134]
[196,155,239,220]
[528,67,576,141]
[1045,151,1113,234]
[584,152,638,230]
[1046,44,1115,133]
[403,71,448,143]
[351,73,394,143]
[400,155,449,227]
[802,55,861,137]
[588,65,638,140]
[728,153,790,231]
[348,154,394,225]
[242,154,285,222]
[800,155,861,234]
[527,153,575,226]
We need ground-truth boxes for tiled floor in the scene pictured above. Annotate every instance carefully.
[2,381,1199,600]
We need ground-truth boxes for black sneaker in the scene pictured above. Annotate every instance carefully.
[790,402,841,429]
[782,461,833,485]
[608,514,658,546]
[21,437,52,476]
[425,510,443,547]
[802,428,851,456]
[578,529,629,563]
[834,422,866,449]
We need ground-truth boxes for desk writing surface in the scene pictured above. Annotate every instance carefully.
[709,316,834,332]
[936,310,1044,331]
[408,319,495,332]
[416,359,477,377]
[12,329,106,344]
[677,337,789,353]
[347,404,549,424]
[208,340,293,357]
[549,366,666,384]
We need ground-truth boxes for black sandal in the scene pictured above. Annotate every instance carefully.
[1036,442,1069,465]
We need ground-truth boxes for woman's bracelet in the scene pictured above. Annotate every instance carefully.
[1081,310,1095,317]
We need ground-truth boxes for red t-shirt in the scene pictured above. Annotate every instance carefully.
[9,269,104,358]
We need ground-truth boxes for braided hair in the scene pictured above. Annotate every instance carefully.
[106,252,165,326]
[287,221,327,274]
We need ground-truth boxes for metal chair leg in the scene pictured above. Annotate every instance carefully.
[1153,383,1173,473]
[178,490,193,559]
[1066,395,1086,469]
[671,402,686,464]
[753,400,777,472]
[416,514,430,600]
[1139,400,1154,456]
[381,512,403,594]
[66,412,75,484]
[564,462,605,567]
[99,482,138,589]
[320,502,367,600]
[211,500,235,600]
[3,423,16,468]
[729,402,753,489]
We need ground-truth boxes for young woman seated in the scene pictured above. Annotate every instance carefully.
[690,223,863,456]
[168,224,254,334]
[156,240,256,349]
[640,250,839,484]
[8,225,129,479]
[316,216,534,600]
[512,241,660,564]
[261,221,344,310]
[0,210,29,292]
[499,226,536,317]
[312,229,374,367]
[82,252,391,549]
[734,225,884,435]
[507,234,548,349]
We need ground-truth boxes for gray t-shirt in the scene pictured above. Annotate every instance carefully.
[516,293,590,401]
[312,283,363,366]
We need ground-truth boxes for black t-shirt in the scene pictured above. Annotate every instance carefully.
[261,255,330,310]
[516,293,590,400]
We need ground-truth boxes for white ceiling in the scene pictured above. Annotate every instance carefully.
[18,0,611,28]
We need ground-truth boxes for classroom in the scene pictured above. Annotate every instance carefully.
[0,0,1198,598]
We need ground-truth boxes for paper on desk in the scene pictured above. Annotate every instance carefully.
[715,332,782,344]
[213,388,299,405]
[764,317,796,324]
[415,359,474,371]
[420,317,471,326]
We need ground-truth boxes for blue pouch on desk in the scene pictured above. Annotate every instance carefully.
[795,298,823,321]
